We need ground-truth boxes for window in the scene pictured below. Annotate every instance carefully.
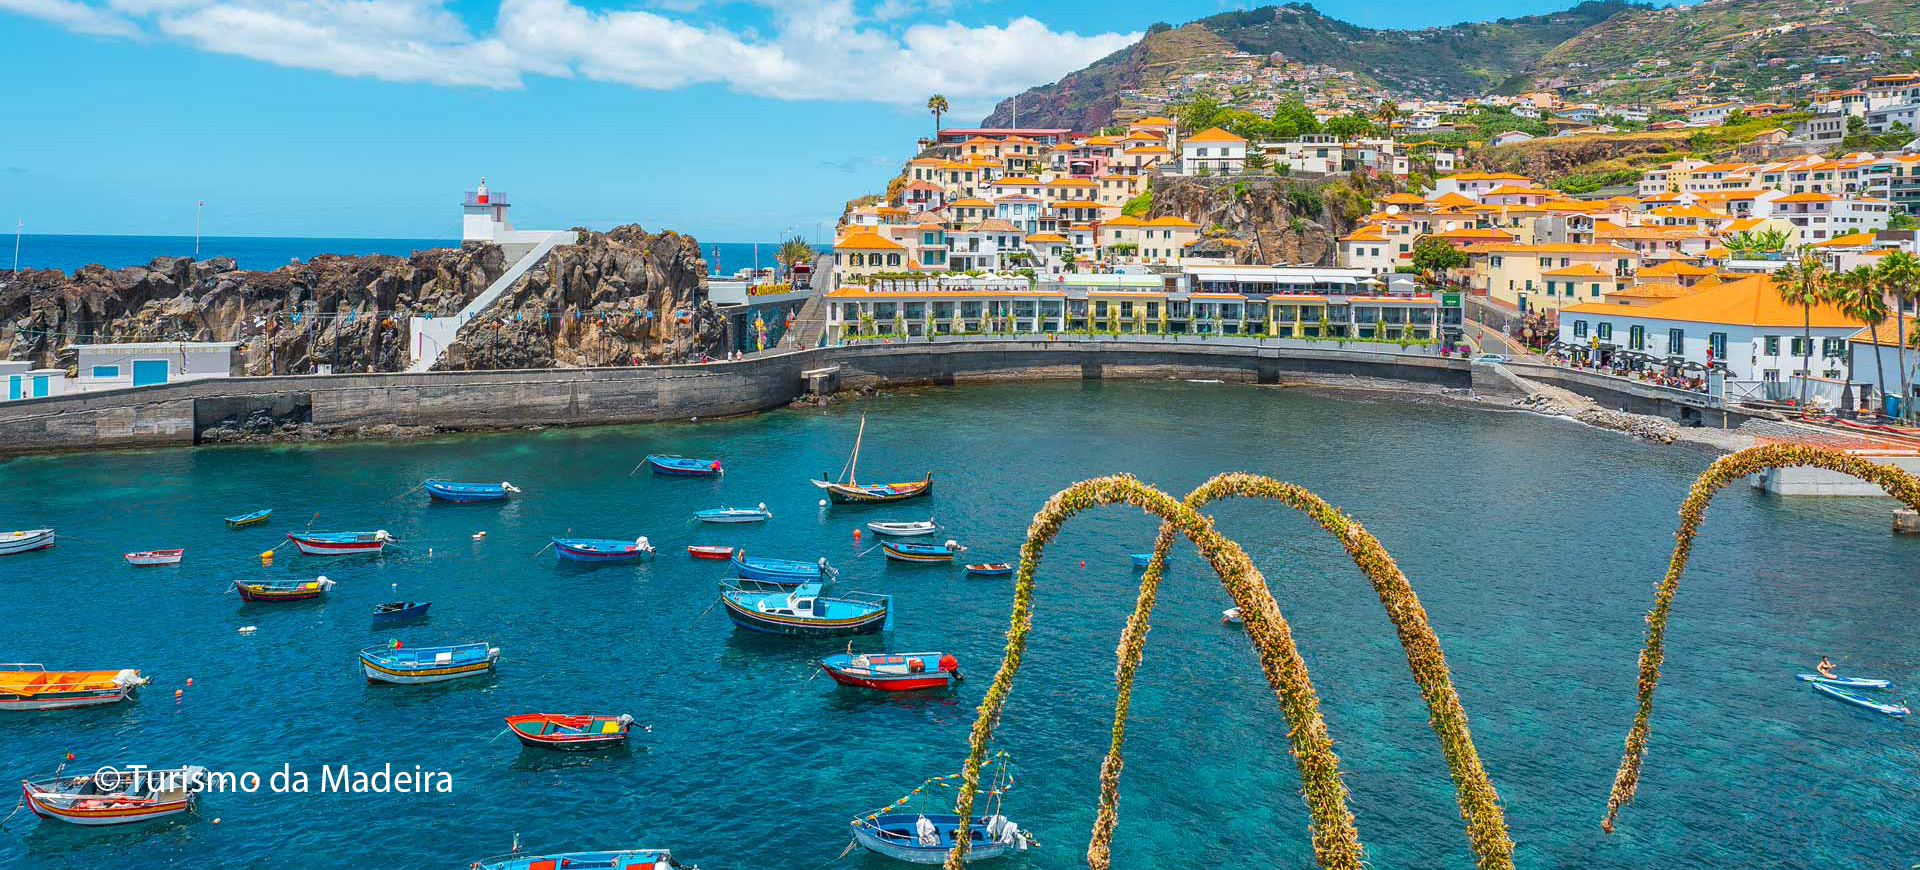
[1822,337,1847,357]
[1764,335,1780,355]
[1667,328,1685,355]
[1598,323,1612,341]
[1709,332,1727,359]
[1573,320,1589,338]
[1629,325,1645,351]
[1591,283,1603,297]
[90,365,120,378]
[1791,336,1812,357]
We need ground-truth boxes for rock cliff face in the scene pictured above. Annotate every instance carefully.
[433,226,722,370]
[1146,175,1385,267]
[0,226,719,374]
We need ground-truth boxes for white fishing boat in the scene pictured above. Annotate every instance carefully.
[867,520,939,537]
[0,528,55,556]
[21,765,205,826]
[695,504,773,523]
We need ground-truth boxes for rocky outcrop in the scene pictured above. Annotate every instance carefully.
[0,225,719,374]
[434,226,723,370]
[1146,174,1389,267]
[1468,134,1689,184]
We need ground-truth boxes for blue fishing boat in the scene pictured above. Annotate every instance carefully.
[883,539,961,563]
[553,537,655,562]
[372,600,431,623]
[224,509,271,528]
[732,550,834,586]
[850,753,1031,864]
[358,641,499,685]
[1130,553,1154,568]
[645,454,722,476]
[471,849,684,870]
[719,581,889,636]
[423,479,520,502]
[694,504,771,523]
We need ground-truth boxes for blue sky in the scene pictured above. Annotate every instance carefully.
[2,0,1639,242]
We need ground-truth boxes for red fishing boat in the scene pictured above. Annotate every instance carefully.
[124,549,185,566]
[818,651,961,691]
[287,530,392,555]
[687,545,735,559]
[504,713,637,750]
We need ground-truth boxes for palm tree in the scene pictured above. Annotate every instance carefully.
[1771,253,1827,406]
[1876,250,1920,421]
[927,94,950,140]
[1374,99,1398,134]
[776,236,815,276]
[1835,265,1889,415]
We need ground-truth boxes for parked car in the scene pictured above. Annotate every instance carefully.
[1473,354,1508,364]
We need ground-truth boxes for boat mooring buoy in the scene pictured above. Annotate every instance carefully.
[818,499,828,507]
[853,528,862,540]
[259,550,274,566]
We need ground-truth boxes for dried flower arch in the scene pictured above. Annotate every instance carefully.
[938,445,1920,870]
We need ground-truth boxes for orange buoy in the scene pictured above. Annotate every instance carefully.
[853,529,862,540]
[174,689,183,697]
[185,678,194,686]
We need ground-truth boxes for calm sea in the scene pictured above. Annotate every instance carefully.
[7,235,807,276]
[3,381,1916,869]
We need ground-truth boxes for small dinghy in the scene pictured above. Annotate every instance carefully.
[1796,673,1892,689]
[372,601,431,623]
[471,849,684,870]
[0,529,56,556]
[645,454,722,476]
[288,530,392,556]
[553,537,655,562]
[21,765,206,826]
[1130,553,1154,568]
[124,549,185,566]
[882,539,961,563]
[867,520,939,537]
[695,504,772,523]
[719,581,889,637]
[820,651,961,691]
[504,713,636,750]
[732,551,834,586]
[224,509,271,528]
[359,641,499,684]
[1222,607,1243,624]
[850,754,1031,864]
[0,665,149,710]
[423,479,520,502]
[965,563,1013,576]
[687,544,735,559]
[1812,682,1909,717]
[233,576,336,602]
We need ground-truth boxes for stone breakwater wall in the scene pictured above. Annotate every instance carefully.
[0,341,1473,455]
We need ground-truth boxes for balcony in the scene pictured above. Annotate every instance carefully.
[463,191,509,206]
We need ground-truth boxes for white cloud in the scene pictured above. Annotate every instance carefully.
[1,0,1138,105]
[0,0,140,36]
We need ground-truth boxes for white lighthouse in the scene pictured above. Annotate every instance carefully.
[462,177,515,243]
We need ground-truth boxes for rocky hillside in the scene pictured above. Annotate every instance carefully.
[0,227,721,375]
[433,227,721,371]
[982,1,1637,130]
[984,0,1920,132]
[1144,173,1395,267]
[1529,0,1920,102]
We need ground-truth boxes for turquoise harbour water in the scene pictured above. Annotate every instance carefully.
[2,381,1916,869]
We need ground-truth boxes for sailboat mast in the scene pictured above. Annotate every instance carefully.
[847,415,866,484]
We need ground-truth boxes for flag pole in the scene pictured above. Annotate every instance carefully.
[195,200,203,257]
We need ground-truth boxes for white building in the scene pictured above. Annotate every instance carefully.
[68,341,244,391]
[1865,103,1920,134]
[1,360,71,402]
[1557,276,1862,382]
[1753,192,1896,242]
[1178,127,1247,175]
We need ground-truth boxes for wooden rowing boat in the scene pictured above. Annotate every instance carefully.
[504,713,636,750]
[124,549,185,566]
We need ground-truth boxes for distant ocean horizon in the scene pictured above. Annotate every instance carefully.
[5,234,821,276]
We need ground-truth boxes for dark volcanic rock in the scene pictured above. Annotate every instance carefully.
[0,225,719,373]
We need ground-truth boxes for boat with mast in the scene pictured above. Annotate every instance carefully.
[849,751,1032,863]
[813,415,932,504]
